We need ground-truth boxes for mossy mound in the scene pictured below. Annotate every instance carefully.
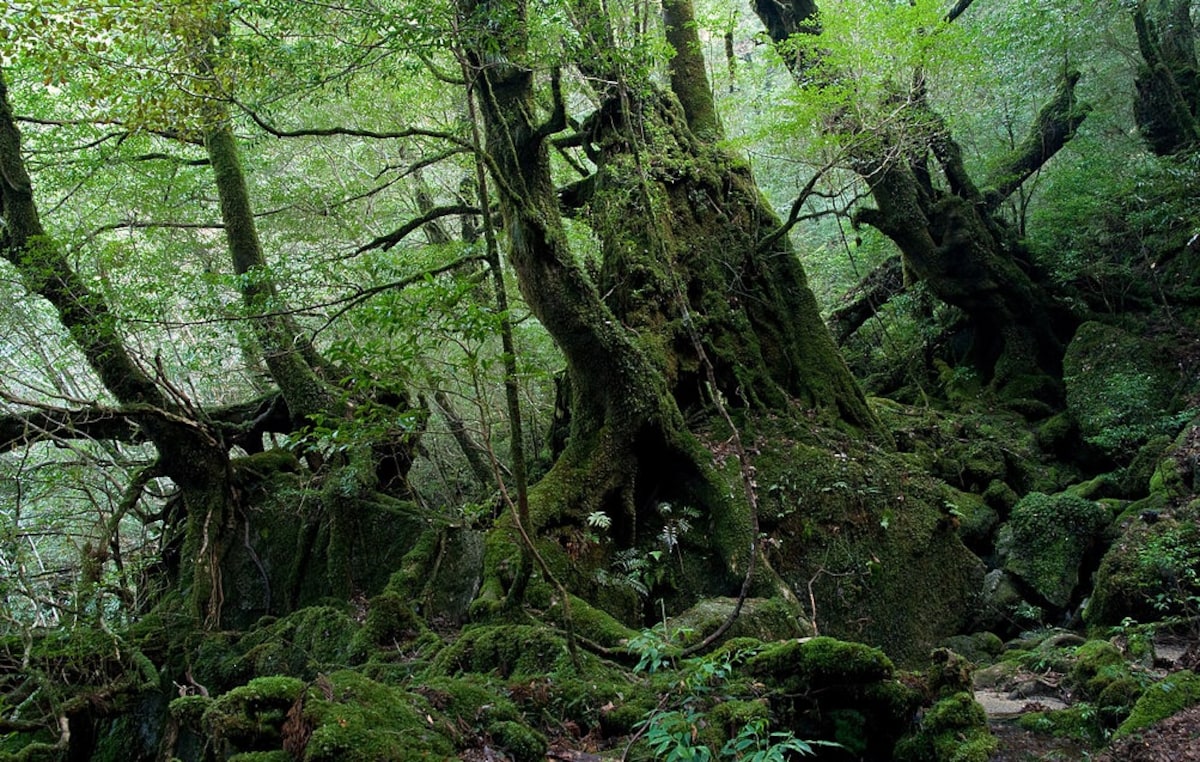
[1114,669,1200,739]
[1066,640,1128,699]
[430,624,579,679]
[666,596,812,647]
[894,692,997,762]
[1063,321,1189,459]
[295,670,456,761]
[231,606,362,681]
[1085,505,1200,626]
[202,675,305,752]
[999,491,1110,608]
[753,422,986,663]
[1016,704,1106,747]
[747,637,921,757]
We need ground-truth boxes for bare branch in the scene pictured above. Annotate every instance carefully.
[354,204,479,254]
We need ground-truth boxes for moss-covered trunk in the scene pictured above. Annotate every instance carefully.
[751,3,1084,389]
[1,70,238,626]
[456,0,887,623]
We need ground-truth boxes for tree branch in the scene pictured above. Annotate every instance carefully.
[237,101,473,149]
[0,401,142,454]
[354,204,479,254]
[984,69,1092,209]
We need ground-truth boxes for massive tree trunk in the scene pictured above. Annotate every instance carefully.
[751,2,1085,391]
[458,0,882,620]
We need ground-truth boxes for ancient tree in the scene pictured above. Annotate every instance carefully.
[457,0,883,614]
[753,0,1088,392]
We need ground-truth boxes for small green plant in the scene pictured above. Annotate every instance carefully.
[630,630,838,760]
[643,707,714,762]
[721,719,835,760]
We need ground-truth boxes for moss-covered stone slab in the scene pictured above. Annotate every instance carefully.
[1001,491,1110,608]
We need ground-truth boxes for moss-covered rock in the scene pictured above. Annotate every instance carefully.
[940,632,1003,666]
[235,606,361,679]
[1063,321,1186,458]
[1001,491,1110,608]
[894,692,997,762]
[299,670,456,760]
[1085,506,1200,626]
[1016,703,1106,746]
[431,624,577,679]
[666,596,812,647]
[486,720,546,762]
[1114,670,1200,739]
[203,675,305,751]
[746,637,920,758]
[754,426,985,663]
[1066,640,1127,699]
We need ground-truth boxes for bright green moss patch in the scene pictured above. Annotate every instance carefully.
[301,670,455,761]
[1017,704,1106,746]
[1067,640,1127,698]
[431,624,577,679]
[486,720,546,762]
[748,636,894,691]
[1115,670,1200,739]
[169,694,213,725]
[203,676,305,749]
[895,692,996,762]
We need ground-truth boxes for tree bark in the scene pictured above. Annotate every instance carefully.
[1132,0,1199,156]
[751,4,1084,386]
[1,68,235,626]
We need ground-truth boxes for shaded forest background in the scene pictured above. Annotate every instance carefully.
[1,0,1200,760]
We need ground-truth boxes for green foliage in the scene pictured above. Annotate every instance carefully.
[630,632,837,761]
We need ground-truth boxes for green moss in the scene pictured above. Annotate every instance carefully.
[1067,473,1121,500]
[668,597,810,648]
[1063,321,1185,457]
[927,648,974,699]
[486,720,546,762]
[1096,677,1143,727]
[1017,704,1105,746]
[301,670,455,761]
[1003,491,1109,608]
[545,595,639,649]
[355,591,424,648]
[431,625,580,679]
[416,676,520,727]
[1086,510,1200,626]
[236,606,360,678]
[752,427,985,663]
[1115,670,1200,739]
[1122,435,1173,496]
[228,753,291,762]
[697,700,769,750]
[981,479,1019,514]
[1035,411,1077,456]
[203,676,305,748]
[1067,640,1127,699]
[169,694,213,726]
[748,636,894,690]
[895,692,996,762]
[940,632,1003,666]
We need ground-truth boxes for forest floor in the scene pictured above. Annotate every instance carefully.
[982,635,1200,761]
[987,708,1200,762]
